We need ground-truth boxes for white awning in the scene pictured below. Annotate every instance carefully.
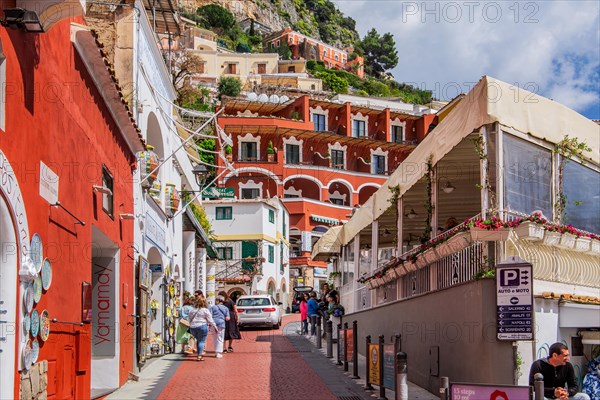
[311,226,344,261]
[314,75,600,258]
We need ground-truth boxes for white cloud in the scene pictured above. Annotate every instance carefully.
[333,0,600,117]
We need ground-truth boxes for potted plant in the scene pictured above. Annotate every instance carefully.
[225,145,232,162]
[267,140,275,162]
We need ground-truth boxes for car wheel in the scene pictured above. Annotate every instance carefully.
[273,322,280,329]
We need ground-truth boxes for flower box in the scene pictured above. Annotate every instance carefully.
[574,237,591,252]
[365,279,376,290]
[470,228,510,242]
[422,248,439,265]
[514,221,545,241]
[394,265,407,277]
[557,233,576,250]
[542,231,562,247]
[404,261,417,272]
[414,256,428,269]
[438,232,472,257]
[588,240,600,257]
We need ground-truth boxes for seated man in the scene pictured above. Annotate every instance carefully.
[529,342,590,400]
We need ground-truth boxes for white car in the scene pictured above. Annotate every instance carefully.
[236,295,283,329]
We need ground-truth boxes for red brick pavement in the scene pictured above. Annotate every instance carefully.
[156,314,337,400]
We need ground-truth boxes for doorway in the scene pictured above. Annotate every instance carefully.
[0,195,17,399]
[90,226,119,398]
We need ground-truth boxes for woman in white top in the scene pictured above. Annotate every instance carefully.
[188,297,216,361]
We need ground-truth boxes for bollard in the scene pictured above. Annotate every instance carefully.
[326,320,333,358]
[365,335,374,391]
[439,376,449,400]
[343,322,349,372]
[316,315,322,349]
[394,333,402,353]
[336,323,343,365]
[396,352,408,400]
[352,320,360,379]
[378,335,387,400]
[534,373,544,400]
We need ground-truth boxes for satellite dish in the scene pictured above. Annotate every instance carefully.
[258,93,269,102]
[247,92,258,101]
[269,94,280,103]
[279,95,289,103]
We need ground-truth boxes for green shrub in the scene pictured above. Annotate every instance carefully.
[217,77,242,99]
[316,71,348,94]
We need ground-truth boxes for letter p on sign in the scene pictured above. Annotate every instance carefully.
[500,269,519,287]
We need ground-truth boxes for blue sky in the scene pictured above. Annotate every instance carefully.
[333,0,600,119]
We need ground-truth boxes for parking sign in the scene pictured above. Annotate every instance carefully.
[496,258,534,340]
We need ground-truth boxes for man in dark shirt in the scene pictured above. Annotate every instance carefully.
[529,342,590,400]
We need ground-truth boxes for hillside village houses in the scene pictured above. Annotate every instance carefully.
[175,18,323,92]
[312,76,600,394]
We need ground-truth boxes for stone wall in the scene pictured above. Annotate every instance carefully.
[20,361,48,400]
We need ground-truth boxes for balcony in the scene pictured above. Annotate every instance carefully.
[359,211,600,295]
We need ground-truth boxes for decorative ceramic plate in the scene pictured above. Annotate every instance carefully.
[22,340,32,370]
[24,284,34,313]
[166,307,172,317]
[30,233,43,273]
[30,310,39,337]
[31,339,40,364]
[33,275,42,303]
[168,284,175,297]
[42,258,52,291]
[169,325,174,335]
[23,314,31,335]
[39,310,50,341]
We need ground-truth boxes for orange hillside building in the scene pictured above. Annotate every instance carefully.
[265,28,365,79]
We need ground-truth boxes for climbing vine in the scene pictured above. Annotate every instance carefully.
[422,155,434,242]
[553,135,591,223]
[472,135,496,213]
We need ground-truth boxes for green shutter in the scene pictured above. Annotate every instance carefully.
[241,241,258,271]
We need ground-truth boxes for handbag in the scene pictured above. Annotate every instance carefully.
[179,318,190,328]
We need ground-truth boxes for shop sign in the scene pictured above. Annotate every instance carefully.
[450,383,531,400]
[92,259,116,356]
[367,343,381,385]
[344,329,353,362]
[0,149,30,259]
[202,186,234,199]
[314,267,327,278]
[145,212,166,252]
[39,161,59,204]
[382,344,395,390]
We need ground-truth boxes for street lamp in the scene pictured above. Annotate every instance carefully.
[192,164,208,189]
[2,8,44,33]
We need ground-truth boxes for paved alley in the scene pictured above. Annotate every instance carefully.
[107,314,438,400]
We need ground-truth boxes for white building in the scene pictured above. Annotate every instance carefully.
[203,198,291,309]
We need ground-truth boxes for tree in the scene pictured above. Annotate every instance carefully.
[217,76,242,100]
[356,29,399,77]
[196,4,235,34]
[170,51,206,105]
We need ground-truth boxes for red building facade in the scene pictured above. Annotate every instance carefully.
[265,28,365,79]
[0,9,143,399]
[216,96,435,287]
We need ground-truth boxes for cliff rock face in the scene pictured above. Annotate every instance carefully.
[180,0,357,48]
[182,0,303,32]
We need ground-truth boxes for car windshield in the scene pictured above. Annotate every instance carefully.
[238,298,271,307]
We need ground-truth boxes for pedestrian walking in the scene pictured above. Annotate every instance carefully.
[210,295,230,358]
[299,292,309,335]
[176,294,194,354]
[219,290,241,353]
[307,291,320,337]
[188,297,216,361]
